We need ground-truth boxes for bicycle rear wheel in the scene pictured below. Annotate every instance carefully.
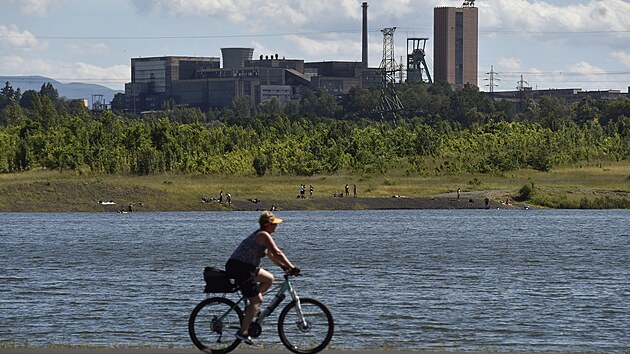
[189,297,243,354]
[277,297,334,354]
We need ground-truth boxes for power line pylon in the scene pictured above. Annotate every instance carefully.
[378,27,403,124]
[516,74,532,111]
[516,74,530,91]
[484,65,500,99]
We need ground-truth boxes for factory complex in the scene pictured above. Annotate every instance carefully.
[119,1,627,114]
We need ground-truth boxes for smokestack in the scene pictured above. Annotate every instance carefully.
[362,2,368,68]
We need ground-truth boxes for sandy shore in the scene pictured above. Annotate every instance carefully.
[225,194,522,212]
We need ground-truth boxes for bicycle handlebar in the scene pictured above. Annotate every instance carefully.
[283,267,301,278]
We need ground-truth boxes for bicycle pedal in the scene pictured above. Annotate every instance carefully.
[248,322,262,338]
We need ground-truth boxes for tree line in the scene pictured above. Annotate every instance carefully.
[1,81,629,176]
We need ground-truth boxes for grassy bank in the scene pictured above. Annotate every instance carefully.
[0,161,629,212]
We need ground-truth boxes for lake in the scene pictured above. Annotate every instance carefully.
[0,210,628,352]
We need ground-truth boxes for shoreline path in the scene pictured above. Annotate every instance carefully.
[0,349,544,354]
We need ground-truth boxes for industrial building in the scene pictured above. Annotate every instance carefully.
[122,1,381,113]
[125,56,220,112]
[123,51,381,112]
[121,1,483,113]
[115,1,626,115]
[433,4,478,87]
[489,88,630,107]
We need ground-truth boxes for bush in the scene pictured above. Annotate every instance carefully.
[253,153,270,176]
[468,177,482,186]
[516,182,535,201]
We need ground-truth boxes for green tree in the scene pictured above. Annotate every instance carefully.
[253,149,272,176]
[39,82,59,102]
[232,95,254,119]
[111,93,126,111]
[258,97,283,115]
[0,99,26,126]
[449,83,494,126]
[601,97,630,126]
[1,81,21,109]
[301,89,341,118]
[38,96,60,128]
[530,96,573,131]
[573,97,601,126]
[341,86,380,120]
[19,90,42,111]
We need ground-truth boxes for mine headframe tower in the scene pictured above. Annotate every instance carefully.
[378,27,403,124]
[406,37,432,84]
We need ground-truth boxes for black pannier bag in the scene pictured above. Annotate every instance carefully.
[204,266,237,293]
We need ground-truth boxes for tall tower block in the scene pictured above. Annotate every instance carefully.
[433,6,478,87]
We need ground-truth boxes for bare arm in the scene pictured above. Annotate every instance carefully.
[255,231,295,270]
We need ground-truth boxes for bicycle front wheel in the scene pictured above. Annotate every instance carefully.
[277,297,334,354]
[189,297,243,354]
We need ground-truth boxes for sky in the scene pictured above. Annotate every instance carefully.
[0,0,629,92]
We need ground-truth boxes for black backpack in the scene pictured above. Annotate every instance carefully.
[203,267,237,293]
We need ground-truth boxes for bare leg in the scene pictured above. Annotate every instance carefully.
[241,293,262,335]
[256,268,275,294]
[240,269,274,335]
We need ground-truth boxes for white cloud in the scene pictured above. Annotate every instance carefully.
[73,62,129,85]
[517,62,609,89]
[378,0,412,18]
[130,0,369,30]
[1,55,27,71]
[479,0,630,34]
[285,34,361,60]
[131,0,304,27]
[251,42,272,60]
[65,43,110,55]
[570,61,606,75]
[611,51,630,68]
[498,57,522,71]
[0,25,40,48]
[0,55,54,74]
[11,0,67,16]
[0,55,129,89]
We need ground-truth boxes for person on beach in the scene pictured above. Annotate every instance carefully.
[225,211,299,345]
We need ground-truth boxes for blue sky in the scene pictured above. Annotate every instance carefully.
[1,0,628,92]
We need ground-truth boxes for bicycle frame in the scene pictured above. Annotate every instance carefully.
[215,274,308,328]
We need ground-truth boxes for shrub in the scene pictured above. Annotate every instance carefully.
[516,182,535,201]
[468,177,482,186]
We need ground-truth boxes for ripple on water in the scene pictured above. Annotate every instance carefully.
[0,210,628,352]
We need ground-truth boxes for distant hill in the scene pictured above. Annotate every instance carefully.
[0,75,123,108]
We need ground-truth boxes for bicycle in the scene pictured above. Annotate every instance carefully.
[189,267,334,354]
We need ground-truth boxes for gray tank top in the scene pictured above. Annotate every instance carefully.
[230,230,267,267]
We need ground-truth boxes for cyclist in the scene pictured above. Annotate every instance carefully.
[225,210,299,345]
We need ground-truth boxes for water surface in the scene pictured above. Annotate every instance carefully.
[0,210,628,352]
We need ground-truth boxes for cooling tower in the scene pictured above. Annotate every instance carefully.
[221,48,255,68]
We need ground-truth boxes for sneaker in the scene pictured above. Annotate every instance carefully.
[235,331,254,345]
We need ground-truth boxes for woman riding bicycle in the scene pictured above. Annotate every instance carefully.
[225,211,299,345]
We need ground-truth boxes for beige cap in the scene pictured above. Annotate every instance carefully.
[259,210,283,226]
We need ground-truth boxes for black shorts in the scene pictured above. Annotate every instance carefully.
[225,259,260,298]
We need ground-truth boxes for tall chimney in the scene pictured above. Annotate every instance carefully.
[362,2,368,68]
